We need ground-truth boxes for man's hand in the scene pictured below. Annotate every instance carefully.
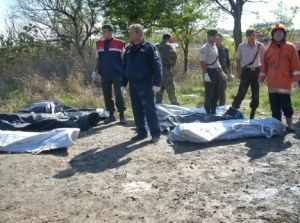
[259,82,263,88]
[152,86,161,93]
[92,71,97,81]
[220,71,228,80]
[120,86,126,95]
[293,81,300,88]
[204,73,211,82]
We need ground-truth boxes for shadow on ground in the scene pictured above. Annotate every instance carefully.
[53,139,150,179]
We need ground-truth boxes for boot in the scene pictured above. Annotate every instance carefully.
[119,112,127,125]
[104,113,116,124]
[249,109,256,119]
[286,117,295,132]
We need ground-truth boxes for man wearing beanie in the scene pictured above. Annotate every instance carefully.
[258,24,300,132]
[200,29,228,114]
[231,29,265,119]
[92,24,127,125]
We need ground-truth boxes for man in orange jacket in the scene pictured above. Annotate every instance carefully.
[258,24,300,132]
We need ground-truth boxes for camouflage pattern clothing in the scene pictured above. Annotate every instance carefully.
[217,45,231,106]
[155,40,179,105]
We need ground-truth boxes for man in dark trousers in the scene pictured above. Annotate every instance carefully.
[121,24,162,143]
[155,34,180,105]
[200,29,228,114]
[258,24,300,131]
[232,29,265,119]
[92,24,126,124]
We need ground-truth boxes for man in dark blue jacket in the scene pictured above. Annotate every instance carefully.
[92,24,126,124]
[121,24,162,143]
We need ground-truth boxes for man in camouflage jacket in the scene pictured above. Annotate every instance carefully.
[216,33,233,106]
[155,34,180,105]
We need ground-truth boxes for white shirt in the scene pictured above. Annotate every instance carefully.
[199,42,221,68]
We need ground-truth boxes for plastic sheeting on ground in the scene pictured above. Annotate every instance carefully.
[0,128,80,153]
[0,100,109,131]
[156,104,244,132]
[168,118,286,143]
[156,104,230,118]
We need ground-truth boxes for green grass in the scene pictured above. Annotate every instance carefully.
[1,68,299,120]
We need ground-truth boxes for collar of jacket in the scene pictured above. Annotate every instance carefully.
[270,39,286,46]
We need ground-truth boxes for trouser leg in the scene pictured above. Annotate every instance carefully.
[129,82,147,136]
[269,93,282,121]
[219,78,227,106]
[101,76,115,115]
[112,77,126,113]
[164,69,179,105]
[250,71,259,112]
[232,71,251,109]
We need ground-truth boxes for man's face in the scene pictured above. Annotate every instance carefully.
[208,34,217,43]
[129,28,142,43]
[273,29,285,42]
[216,36,223,45]
[102,29,113,39]
[247,32,256,41]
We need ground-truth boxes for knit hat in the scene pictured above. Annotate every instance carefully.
[102,24,114,31]
[245,29,255,36]
[207,29,218,36]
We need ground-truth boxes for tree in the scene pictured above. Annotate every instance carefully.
[159,0,220,73]
[271,1,299,42]
[10,0,102,58]
[101,0,177,36]
[213,0,265,51]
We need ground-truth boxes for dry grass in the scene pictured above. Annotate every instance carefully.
[0,42,299,118]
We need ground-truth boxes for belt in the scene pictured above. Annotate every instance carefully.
[207,68,218,71]
[243,67,260,71]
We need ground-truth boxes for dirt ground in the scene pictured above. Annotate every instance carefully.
[1,116,300,223]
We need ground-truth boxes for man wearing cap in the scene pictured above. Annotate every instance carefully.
[200,29,228,114]
[258,24,300,132]
[92,24,127,125]
[155,34,180,105]
[216,33,234,106]
[121,24,162,143]
[231,29,266,119]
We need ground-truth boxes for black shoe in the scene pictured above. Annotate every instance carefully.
[104,115,116,124]
[119,116,127,125]
[249,114,255,119]
[131,134,148,141]
[151,135,160,143]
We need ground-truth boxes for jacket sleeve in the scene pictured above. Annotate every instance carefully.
[121,49,129,87]
[225,48,230,68]
[148,44,162,87]
[291,45,300,81]
[258,50,268,83]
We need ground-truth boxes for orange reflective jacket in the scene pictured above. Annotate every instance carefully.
[258,40,300,94]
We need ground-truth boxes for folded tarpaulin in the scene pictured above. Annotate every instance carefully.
[168,118,286,143]
[0,100,109,131]
[0,128,80,153]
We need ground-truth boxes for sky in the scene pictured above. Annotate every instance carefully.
[0,0,299,34]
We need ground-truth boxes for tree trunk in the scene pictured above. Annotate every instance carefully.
[233,0,243,51]
[183,41,189,74]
